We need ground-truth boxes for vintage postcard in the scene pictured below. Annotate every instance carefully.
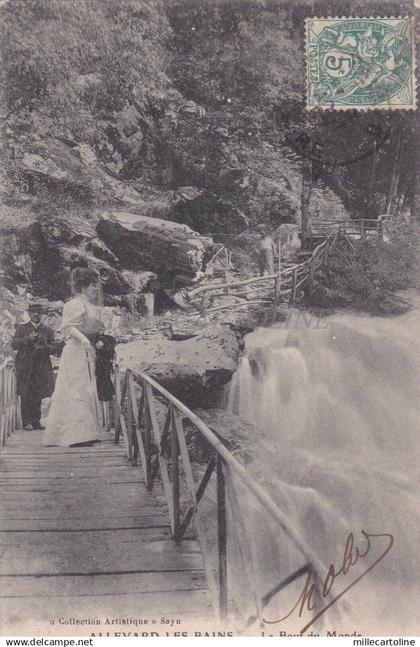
[0,0,419,641]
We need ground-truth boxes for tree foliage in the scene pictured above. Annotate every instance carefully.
[0,0,171,178]
[0,0,417,224]
[307,225,418,314]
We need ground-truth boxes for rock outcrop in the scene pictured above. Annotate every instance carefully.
[116,323,240,406]
[9,134,144,207]
[0,210,126,300]
[97,212,214,288]
[169,186,249,235]
[0,208,214,303]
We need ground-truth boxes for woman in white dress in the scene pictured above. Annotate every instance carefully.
[43,268,106,447]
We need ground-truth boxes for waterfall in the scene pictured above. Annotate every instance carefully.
[225,310,420,635]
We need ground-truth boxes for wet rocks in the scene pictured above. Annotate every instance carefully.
[116,323,240,406]
[182,408,257,463]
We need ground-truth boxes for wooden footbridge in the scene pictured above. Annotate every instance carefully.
[0,358,328,636]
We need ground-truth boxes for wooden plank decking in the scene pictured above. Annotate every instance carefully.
[0,429,213,635]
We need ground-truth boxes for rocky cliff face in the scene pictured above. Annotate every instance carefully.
[0,0,355,378]
[0,207,214,304]
[0,116,348,307]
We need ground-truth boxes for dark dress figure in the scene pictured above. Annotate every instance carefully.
[91,333,116,402]
[11,304,56,430]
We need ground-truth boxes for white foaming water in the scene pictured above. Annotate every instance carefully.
[226,310,420,635]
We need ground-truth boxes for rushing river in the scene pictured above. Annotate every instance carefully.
[225,309,420,635]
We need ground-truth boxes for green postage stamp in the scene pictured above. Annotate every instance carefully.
[306,17,416,110]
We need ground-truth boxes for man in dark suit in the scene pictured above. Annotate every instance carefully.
[11,304,57,431]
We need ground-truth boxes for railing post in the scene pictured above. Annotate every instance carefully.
[200,293,210,317]
[274,236,281,304]
[143,380,153,491]
[360,219,365,240]
[223,270,230,295]
[6,367,11,438]
[114,363,120,443]
[217,455,228,621]
[11,367,16,434]
[4,368,8,440]
[170,406,180,541]
[17,395,22,431]
[127,370,133,461]
[291,267,298,305]
[377,216,384,241]
[0,369,4,445]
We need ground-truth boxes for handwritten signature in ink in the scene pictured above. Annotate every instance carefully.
[263,530,394,635]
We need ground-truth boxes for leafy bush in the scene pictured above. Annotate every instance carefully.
[307,226,419,314]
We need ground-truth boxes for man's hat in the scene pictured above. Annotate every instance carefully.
[28,303,43,312]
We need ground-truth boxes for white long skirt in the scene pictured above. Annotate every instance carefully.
[42,338,101,447]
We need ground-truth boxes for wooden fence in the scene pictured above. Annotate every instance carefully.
[186,216,391,317]
[206,244,232,272]
[311,216,390,240]
[112,364,329,624]
[187,230,341,317]
[0,358,21,449]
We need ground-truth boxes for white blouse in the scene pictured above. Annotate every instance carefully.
[61,297,105,336]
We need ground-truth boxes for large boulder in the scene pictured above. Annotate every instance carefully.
[0,210,129,300]
[97,212,214,288]
[116,323,240,406]
[0,206,215,306]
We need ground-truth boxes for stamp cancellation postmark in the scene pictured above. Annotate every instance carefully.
[306,17,416,110]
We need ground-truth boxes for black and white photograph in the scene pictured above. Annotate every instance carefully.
[0,0,419,639]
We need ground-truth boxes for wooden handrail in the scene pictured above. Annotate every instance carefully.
[0,350,331,624]
[189,273,279,297]
[0,357,21,449]
[189,229,335,314]
[114,365,331,624]
[190,215,391,317]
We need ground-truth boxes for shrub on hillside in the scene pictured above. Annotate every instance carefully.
[306,226,418,314]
